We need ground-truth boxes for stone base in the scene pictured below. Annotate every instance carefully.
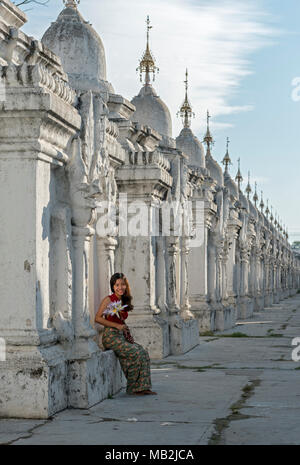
[237,297,254,319]
[126,314,169,359]
[273,292,280,304]
[0,345,68,419]
[68,349,125,409]
[283,290,289,299]
[191,302,212,333]
[254,295,264,311]
[264,293,273,307]
[169,315,199,355]
[210,304,236,331]
[221,305,236,331]
[0,342,125,419]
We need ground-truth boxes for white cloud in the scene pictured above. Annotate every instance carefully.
[22,0,277,139]
[251,176,270,186]
[81,0,277,138]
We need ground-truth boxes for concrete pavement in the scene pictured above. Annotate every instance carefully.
[1,294,300,445]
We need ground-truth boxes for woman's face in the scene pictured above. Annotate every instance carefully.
[113,278,126,296]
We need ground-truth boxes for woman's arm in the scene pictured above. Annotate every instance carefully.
[95,296,125,331]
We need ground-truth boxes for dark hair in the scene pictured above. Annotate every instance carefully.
[110,273,134,311]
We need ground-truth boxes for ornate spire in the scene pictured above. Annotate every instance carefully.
[222,137,232,174]
[137,16,159,85]
[270,206,274,222]
[265,199,270,217]
[235,158,243,191]
[177,69,195,128]
[245,171,252,200]
[203,110,214,156]
[274,212,278,227]
[253,182,259,206]
[63,0,80,8]
[259,191,264,212]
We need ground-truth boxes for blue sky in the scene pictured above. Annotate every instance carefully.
[19,0,300,242]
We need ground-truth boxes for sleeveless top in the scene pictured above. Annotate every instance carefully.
[104,293,129,325]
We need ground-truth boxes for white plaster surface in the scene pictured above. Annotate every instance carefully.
[1,294,299,445]
[0,0,299,420]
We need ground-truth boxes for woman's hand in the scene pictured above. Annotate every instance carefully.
[116,324,126,331]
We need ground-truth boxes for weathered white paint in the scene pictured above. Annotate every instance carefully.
[0,0,299,419]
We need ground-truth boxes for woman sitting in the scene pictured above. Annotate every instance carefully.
[95,272,157,396]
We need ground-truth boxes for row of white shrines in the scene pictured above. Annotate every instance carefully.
[0,0,299,419]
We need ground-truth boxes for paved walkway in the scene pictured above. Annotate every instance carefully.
[1,294,300,445]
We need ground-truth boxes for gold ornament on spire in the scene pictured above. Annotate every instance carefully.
[235,158,243,191]
[177,69,195,128]
[265,199,270,217]
[253,182,259,206]
[245,171,252,199]
[204,110,214,156]
[137,16,159,85]
[63,0,80,8]
[259,191,264,212]
[222,137,232,174]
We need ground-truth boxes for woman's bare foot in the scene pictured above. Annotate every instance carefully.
[144,390,157,395]
[129,391,146,396]
[130,390,157,396]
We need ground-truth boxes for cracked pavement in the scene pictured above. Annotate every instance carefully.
[1,294,300,445]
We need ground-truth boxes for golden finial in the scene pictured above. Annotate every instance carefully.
[235,158,243,191]
[275,214,281,230]
[222,137,232,174]
[265,199,270,217]
[63,0,80,8]
[253,182,258,206]
[203,110,214,156]
[177,69,195,128]
[245,171,252,200]
[259,191,264,212]
[137,16,159,85]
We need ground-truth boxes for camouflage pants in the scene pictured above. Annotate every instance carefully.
[102,327,152,394]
